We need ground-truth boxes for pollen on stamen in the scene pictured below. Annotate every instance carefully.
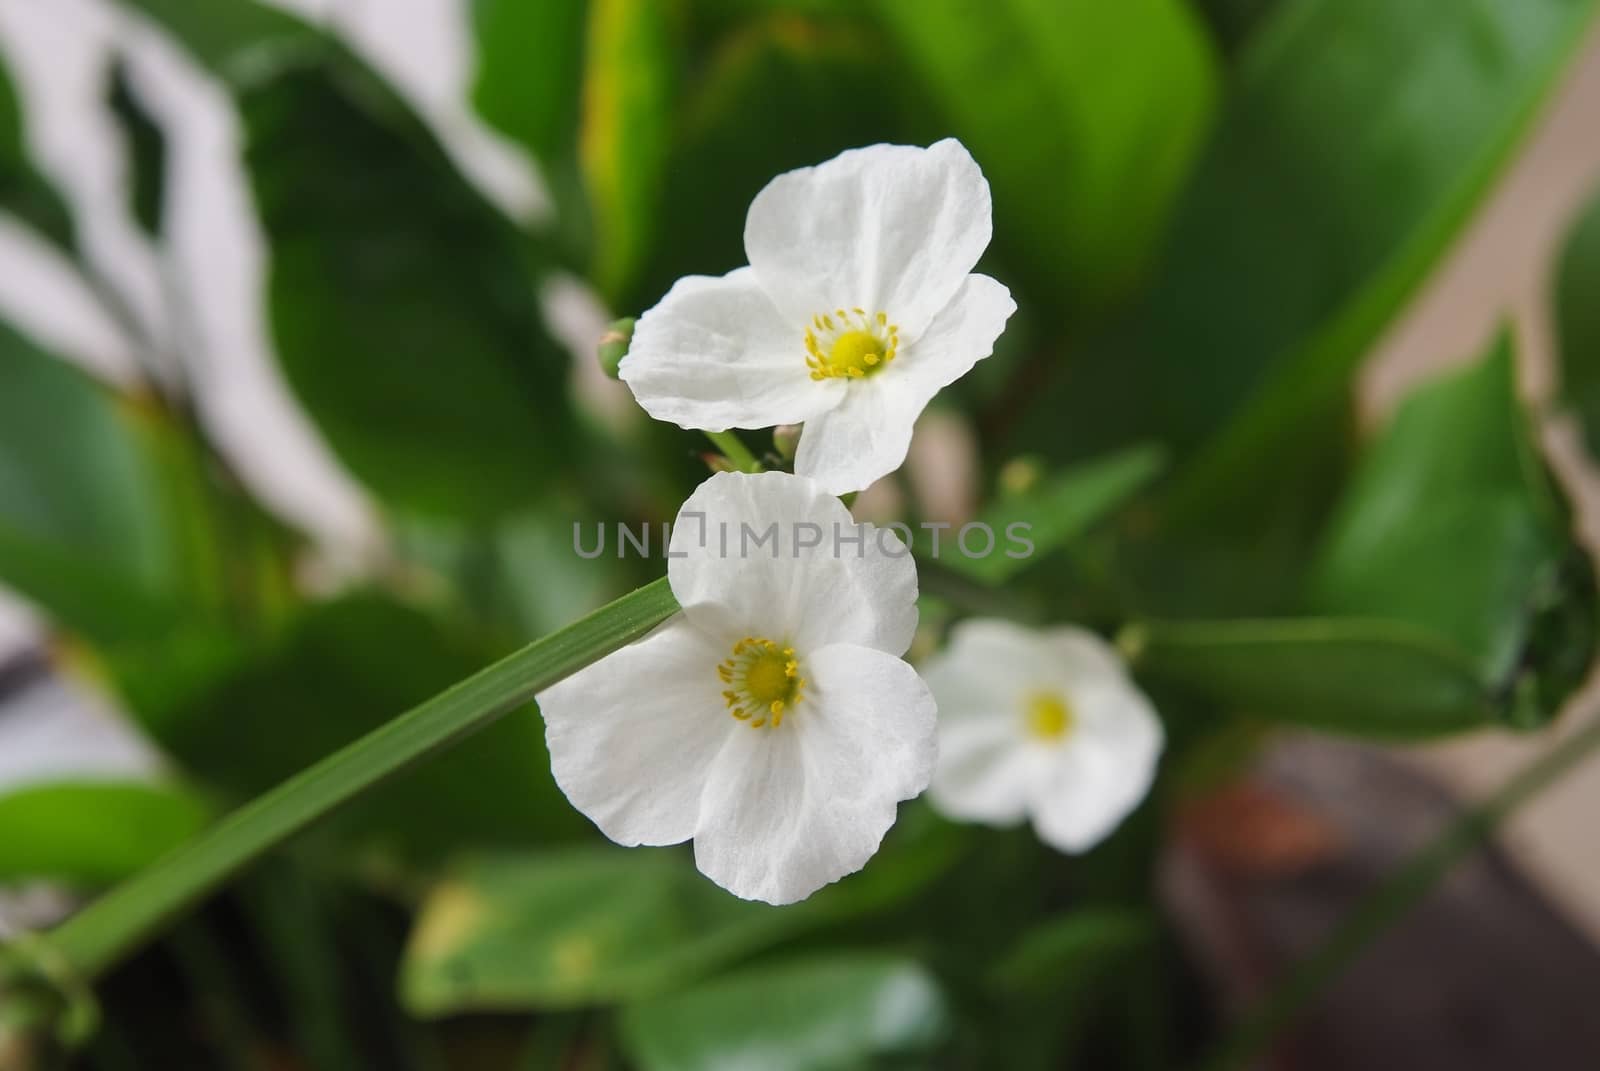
[716,635,805,730]
[804,307,899,381]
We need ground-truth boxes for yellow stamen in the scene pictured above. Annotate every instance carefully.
[715,635,806,730]
[804,307,899,381]
[1024,691,1074,742]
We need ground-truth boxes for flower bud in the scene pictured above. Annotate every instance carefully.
[596,317,635,380]
[998,455,1043,498]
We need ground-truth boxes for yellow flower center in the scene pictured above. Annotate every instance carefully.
[805,308,899,381]
[717,636,806,728]
[1024,691,1074,741]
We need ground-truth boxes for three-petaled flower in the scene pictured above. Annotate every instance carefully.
[923,619,1163,853]
[538,471,937,904]
[619,139,1016,495]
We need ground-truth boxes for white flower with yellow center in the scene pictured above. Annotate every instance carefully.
[538,471,936,904]
[618,139,1016,495]
[923,620,1163,853]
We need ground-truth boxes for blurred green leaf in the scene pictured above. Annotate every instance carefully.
[470,0,591,260]
[0,50,74,251]
[0,782,210,883]
[988,908,1154,1000]
[1308,337,1575,683]
[118,0,320,84]
[579,0,675,301]
[472,0,587,167]
[402,823,963,1015]
[0,326,190,641]
[108,61,168,238]
[1191,0,1286,53]
[876,0,1218,306]
[985,909,1157,1069]
[402,849,806,1015]
[129,593,584,858]
[1128,617,1495,737]
[1150,0,1598,493]
[618,955,949,1071]
[240,58,575,520]
[1556,182,1600,461]
[1134,338,1597,736]
[936,444,1165,585]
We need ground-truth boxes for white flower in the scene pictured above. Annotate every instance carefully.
[538,471,937,905]
[619,139,1016,495]
[923,620,1163,853]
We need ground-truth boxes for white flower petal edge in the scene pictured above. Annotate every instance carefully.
[744,138,991,337]
[619,140,1015,494]
[924,619,1164,854]
[619,268,845,432]
[538,471,936,904]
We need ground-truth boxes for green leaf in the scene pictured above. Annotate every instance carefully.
[618,955,949,1071]
[1127,617,1496,737]
[1555,183,1600,460]
[130,593,587,858]
[472,0,586,167]
[876,0,1219,304]
[239,57,575,520]
[0,51,74,251]
[48,577,680,981]
[108,61,168,238]
[1130,339,1598,737]
[402,822,964,1015]
[1151,0,1598,497]
[0,782,210,884]
[579,0,675,301]
[0,325,188,641]
[935,444,1165,585]
[987,909,1154,1000]
[1308,337,1595,726]
[117,0,320,85]
[984,909,1157,1069]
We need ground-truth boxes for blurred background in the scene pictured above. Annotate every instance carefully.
[6,0,1600,1068]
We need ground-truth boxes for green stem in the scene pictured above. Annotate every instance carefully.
[1199,715,1600,1071]
[704,431,764,473]
[43,578,679,987]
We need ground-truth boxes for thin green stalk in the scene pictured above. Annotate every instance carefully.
[42,577,679,987]
[704,430,764,473]
[1200,715,1600,1071]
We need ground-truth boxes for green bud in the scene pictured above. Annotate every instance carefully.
[997,455,1043,498]
[597,317,636,380]
[773,423,802,462]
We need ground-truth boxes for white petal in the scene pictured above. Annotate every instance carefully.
[668,471,918,656]
[1039,626,1133,687]
[744,140,993,339]
[922,618,1164,852]
[793,275,1013,495]
[928,718,1036,826]
[893,274,1015,402]
[1028,690,1163,854]
[692,644,936,904]
[792,378,918,496]
[538,614,734,847]
[929,618,1055,705]
[620,267,844,431]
